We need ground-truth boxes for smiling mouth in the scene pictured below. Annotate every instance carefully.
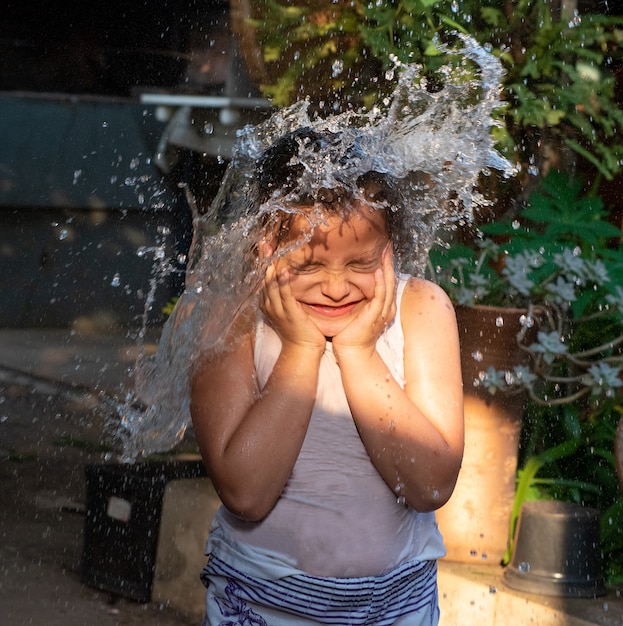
[306,302,360,317]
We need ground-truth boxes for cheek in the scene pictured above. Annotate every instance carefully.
[286,273,314,298]
[354,273,378,299]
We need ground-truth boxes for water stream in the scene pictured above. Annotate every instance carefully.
[114,36,516,461]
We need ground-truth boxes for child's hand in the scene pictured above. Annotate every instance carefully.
[332,244,396,354]
[260,248,326,352]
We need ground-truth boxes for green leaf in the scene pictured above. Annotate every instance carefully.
[480,7,505,28]
[565,139,617,181]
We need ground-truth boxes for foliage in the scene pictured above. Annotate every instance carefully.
[429,170,623,406]
[162,296,179,317]
[245,0,623,180]
[428,170,623,582]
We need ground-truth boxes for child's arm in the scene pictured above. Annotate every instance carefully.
[190,266,325,522]
[333,263,464,512]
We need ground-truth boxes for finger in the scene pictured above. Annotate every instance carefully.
[380,247,397,323]
[364,267,387,328]
[374,267,386,304]
[382,242,395,282]
[259,240,274,259]
[275,269,300,316]
[260,263,284,317]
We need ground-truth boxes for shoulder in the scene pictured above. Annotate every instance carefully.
[399,277,458,339]
[399,279,461,385]
[400,276,455,316]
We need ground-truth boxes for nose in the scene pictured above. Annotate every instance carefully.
[320,270,351,301]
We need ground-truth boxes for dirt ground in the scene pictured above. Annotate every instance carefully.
[0,366,197,626]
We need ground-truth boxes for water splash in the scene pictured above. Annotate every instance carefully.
[115,35,516,460]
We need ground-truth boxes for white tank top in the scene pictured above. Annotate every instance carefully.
[213,275,445,577]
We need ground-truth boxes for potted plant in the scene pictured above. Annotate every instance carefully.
[427,169,623,570]
[429,169,623,405]
[506,421,623,585]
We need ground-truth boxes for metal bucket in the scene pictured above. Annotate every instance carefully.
[503,500,606,598]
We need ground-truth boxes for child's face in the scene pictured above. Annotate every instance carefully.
[275,205,390,338]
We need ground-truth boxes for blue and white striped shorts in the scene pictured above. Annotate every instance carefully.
[201,554,439,626]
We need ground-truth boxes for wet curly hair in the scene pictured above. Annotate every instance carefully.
[254,128,408,254]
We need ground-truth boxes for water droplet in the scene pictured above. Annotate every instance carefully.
[495,316,504,328]
[471,350,483,363]
[331,59,344,78]
[111,273,121,287]
[569,10,582,28]
[220,108,238,125]
[517,561,531,573]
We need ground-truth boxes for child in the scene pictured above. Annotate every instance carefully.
[190,129,464,625]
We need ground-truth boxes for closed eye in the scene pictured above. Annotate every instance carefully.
[348,256,381,272]
[287,262,322,274]
[349,264,378,273]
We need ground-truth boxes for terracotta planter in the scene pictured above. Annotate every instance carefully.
[436,305,535,564]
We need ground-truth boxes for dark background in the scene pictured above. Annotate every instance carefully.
[0,0,230,96]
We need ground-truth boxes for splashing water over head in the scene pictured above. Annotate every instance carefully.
[116,35,516,460]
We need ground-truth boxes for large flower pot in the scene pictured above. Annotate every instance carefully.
[436,305,534,564]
